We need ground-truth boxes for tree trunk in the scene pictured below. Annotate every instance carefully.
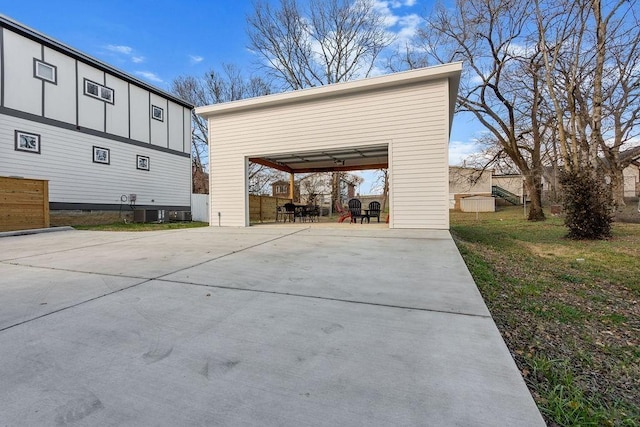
[610,168,626,208]
[524,174,546,221]
[331,172,340,209]
[381,169,389,214]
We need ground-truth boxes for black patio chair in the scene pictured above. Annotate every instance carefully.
[282,203,296,223]
[306,205,320,222]
[368,201,381,223]
[348,198,369,224]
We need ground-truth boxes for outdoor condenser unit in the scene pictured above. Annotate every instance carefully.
[133,209,167,223]
[169,211,192,221]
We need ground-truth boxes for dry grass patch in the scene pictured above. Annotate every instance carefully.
[451,207,639,426]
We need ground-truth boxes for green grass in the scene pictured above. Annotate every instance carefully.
[451,206,640,426]
[74,221,209,231]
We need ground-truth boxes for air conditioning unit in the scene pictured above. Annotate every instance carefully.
[169,211,192,221]
[133,209,167,223]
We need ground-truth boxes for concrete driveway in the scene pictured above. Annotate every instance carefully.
[0,226,545,426]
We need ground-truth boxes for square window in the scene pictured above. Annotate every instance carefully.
[85,80,99,97]
[93,146,110,164]
[151,105,164,122]
[100,87,113,103]
[137,155,150,171]
[34,59,57,84]
[15,130,41,154]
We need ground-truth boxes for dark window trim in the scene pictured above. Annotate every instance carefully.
[33,58,57,84]
[92,145,110,165]
[14,130,41,154]
[136,154,150,171]
[84,78,114,104]
[151,104,164,122]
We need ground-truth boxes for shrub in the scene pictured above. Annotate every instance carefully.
[559,166,613,240]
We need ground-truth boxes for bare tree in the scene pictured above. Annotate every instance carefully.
[171,64,278,193]
[416,0,549,220]
[247,0,393,206]
[247,0,393,90]
[536,0,640,206]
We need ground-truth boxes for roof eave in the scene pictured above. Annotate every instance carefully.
[195,62,463,118]
[0,14,194,109]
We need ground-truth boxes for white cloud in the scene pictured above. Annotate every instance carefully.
[105,44,147,64]
[106,44,133,55]
[189,55,204,64]
[373,1,423,50]
[135,71,163,83]
[449,140,482,166]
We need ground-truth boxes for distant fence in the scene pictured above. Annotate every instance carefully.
[0,176,49,232]
[191,194,292,224]
[250,195,291,222]
[191,193,209,222]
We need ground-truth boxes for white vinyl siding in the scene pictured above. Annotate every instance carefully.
[3,30,41,115]
[168,102,184,152]
[206,78,451,228]
[77,63,105,132]
[43,48,75,123]
[0,114,190,207]
[183,108,191,153]
[105,75,129,138]
[129,85,150,143]
[150,94,168,148]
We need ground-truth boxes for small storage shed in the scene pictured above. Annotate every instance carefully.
[460,195,496,213]
[195,63,462,228]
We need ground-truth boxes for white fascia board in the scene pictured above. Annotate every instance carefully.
[195,62,463,118]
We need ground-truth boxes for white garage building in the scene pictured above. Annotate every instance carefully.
[195,63,461,229]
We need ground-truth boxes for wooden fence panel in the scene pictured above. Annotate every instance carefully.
[0,177,50,232]
[249,195,291,222]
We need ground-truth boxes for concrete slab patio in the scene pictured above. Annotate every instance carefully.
[0,226,545,426]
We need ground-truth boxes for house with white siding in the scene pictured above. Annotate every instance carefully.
[0,15,192,225]
[196,63,462,229]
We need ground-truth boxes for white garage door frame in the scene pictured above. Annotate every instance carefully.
[196,63,462,229]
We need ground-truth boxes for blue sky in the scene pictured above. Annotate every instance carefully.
[2,0,481,192]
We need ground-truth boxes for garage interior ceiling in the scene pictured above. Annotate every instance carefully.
[249,144,388,173]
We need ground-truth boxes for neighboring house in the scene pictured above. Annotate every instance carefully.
[298,172,358,207]
[623,160,639,198]
[492,174,524,202]
[270,180,299,200]
[448,166,493,210]
[542,161,640,201]
[272,173,359,209]
[0,15,193,225]
[449,167,526,211]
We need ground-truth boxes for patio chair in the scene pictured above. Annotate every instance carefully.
[334,200,351,223]
[282,202,296,223]
[368,201,381,223]
[305,205,320,222]
[348,198,369,224]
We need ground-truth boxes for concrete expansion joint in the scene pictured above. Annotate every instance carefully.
[0,231,173,262]
[0,229,310,333]
[157,278,493,320]
[0,279,152,333]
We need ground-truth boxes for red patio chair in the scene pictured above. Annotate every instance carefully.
[334,200,351,223]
